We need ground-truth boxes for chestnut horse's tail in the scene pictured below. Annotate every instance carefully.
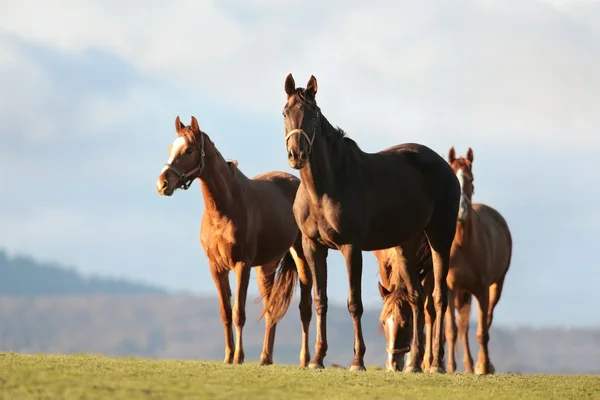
[260,251,298,325]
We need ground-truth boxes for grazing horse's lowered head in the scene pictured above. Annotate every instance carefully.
[156,116,206,196]
[378,281,413,371]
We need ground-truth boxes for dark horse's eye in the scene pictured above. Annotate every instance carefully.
[185,148,193,155]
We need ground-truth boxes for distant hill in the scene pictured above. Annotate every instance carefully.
[0,250,166,295]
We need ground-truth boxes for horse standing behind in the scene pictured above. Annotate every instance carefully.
[444,147,513,374]
[271,74,460,372]
[156,116,313,367]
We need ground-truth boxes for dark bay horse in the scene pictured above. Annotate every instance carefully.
[376,234,436,372]
[277,74,460,372]
[156,116,313,367]
[444,147,513,374]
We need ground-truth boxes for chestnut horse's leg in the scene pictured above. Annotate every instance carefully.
[209,264,234,364]
[485,279,505,374]
[422,278,436,372]
[456,291,474,373]
[474,290,491,375]
[340,244,367,371]
[445,288,458,372]
[256,262,278,366]
[232,262,251,364]
[290,239,313,368]
[303,236,329,369]
[393,244,424,373]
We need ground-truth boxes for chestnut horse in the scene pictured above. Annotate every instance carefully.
[444,147,513,374]
[376,234,435,372]
[156,116,313,367]
[275,74,460,372]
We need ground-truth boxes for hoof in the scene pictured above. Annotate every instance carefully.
[223,357,233,365]
[308,363,325,369]
[258,359,273,366]
[349,364,367,372]
[428,365,446,374]
[233,356,245,365]
[404,365,423,373]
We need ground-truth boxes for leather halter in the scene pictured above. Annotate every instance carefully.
[387,345,410,355]
[284,109,319,154]
[163,133,206,191]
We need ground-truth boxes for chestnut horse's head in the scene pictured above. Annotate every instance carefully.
[378,281,413,372]
[282,73,321,170]
[448,147,475,222]
[156,116,206,196]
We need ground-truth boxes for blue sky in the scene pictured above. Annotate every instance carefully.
[1,0,600,328]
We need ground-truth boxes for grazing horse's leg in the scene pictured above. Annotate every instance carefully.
[474,290,491,374]
[422,290,435,371]
[394,244,424,373]
[456,291,474,373]
[445,288,458,372]
[290,239,313,368]
[424,231,452,374]
[232,263,251,364]
[340,244,367,371]
[209,265,234,364]
[303,236,329,369]
[256,262,278,366]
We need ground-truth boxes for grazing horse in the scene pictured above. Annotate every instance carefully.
[376,234,436,372]
[277,73,460,372]
[156,116,313,367]
[444,147,513,374]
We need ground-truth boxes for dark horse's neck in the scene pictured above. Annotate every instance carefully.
[197,133,241,217]
[299,114,354,203]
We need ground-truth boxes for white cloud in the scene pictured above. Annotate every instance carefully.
[1,0,600,150]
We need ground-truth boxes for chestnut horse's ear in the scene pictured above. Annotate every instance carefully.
[305,75,318,100]
[190,116,200,132]
[448,146,456,163]
[466,147,474,163]
[175,116,185,135]
[285,73,296,96]
[378,281,391,298]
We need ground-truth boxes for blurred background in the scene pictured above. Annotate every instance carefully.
[1,0,599,373]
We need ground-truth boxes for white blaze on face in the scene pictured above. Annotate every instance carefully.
[456,169,465,191]
[161,136,187,174]
[386,315,396,366]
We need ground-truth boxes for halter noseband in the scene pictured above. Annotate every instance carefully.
[386,345,410,355]
[284,105,320,154]
[163,133,206,191]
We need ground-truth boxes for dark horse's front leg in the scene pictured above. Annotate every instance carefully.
[302,236,329,369]
[340,244,367,371]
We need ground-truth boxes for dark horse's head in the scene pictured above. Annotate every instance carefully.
[448,147,475,222]
[156,116,206,196]
[282,73,321,169]
[378,281,413,371]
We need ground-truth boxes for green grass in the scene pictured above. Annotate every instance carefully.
[1,353,599,400]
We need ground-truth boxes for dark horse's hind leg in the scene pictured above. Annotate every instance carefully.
[340,244,367,371]
[424,206,457,374]
[303,236,329,369]
[289,237,313,368]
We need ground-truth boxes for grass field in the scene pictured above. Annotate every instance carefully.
[1,353,599,399]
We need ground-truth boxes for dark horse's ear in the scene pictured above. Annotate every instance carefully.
[448,146,456,163]
[378,281,391,298]
[175,116,185,135]
[285,73,296,96]
[466,147,474,163]
[190,116,200,132]
[305,75,318,100]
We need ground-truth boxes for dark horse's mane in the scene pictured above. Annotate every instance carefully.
[294,88,359,149]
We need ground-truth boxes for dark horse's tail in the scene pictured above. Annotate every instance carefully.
[259,251,298,325]
[416,233,434,282]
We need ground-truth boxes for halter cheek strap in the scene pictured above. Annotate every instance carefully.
[284,110,319,153]
[164,133,206,191]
